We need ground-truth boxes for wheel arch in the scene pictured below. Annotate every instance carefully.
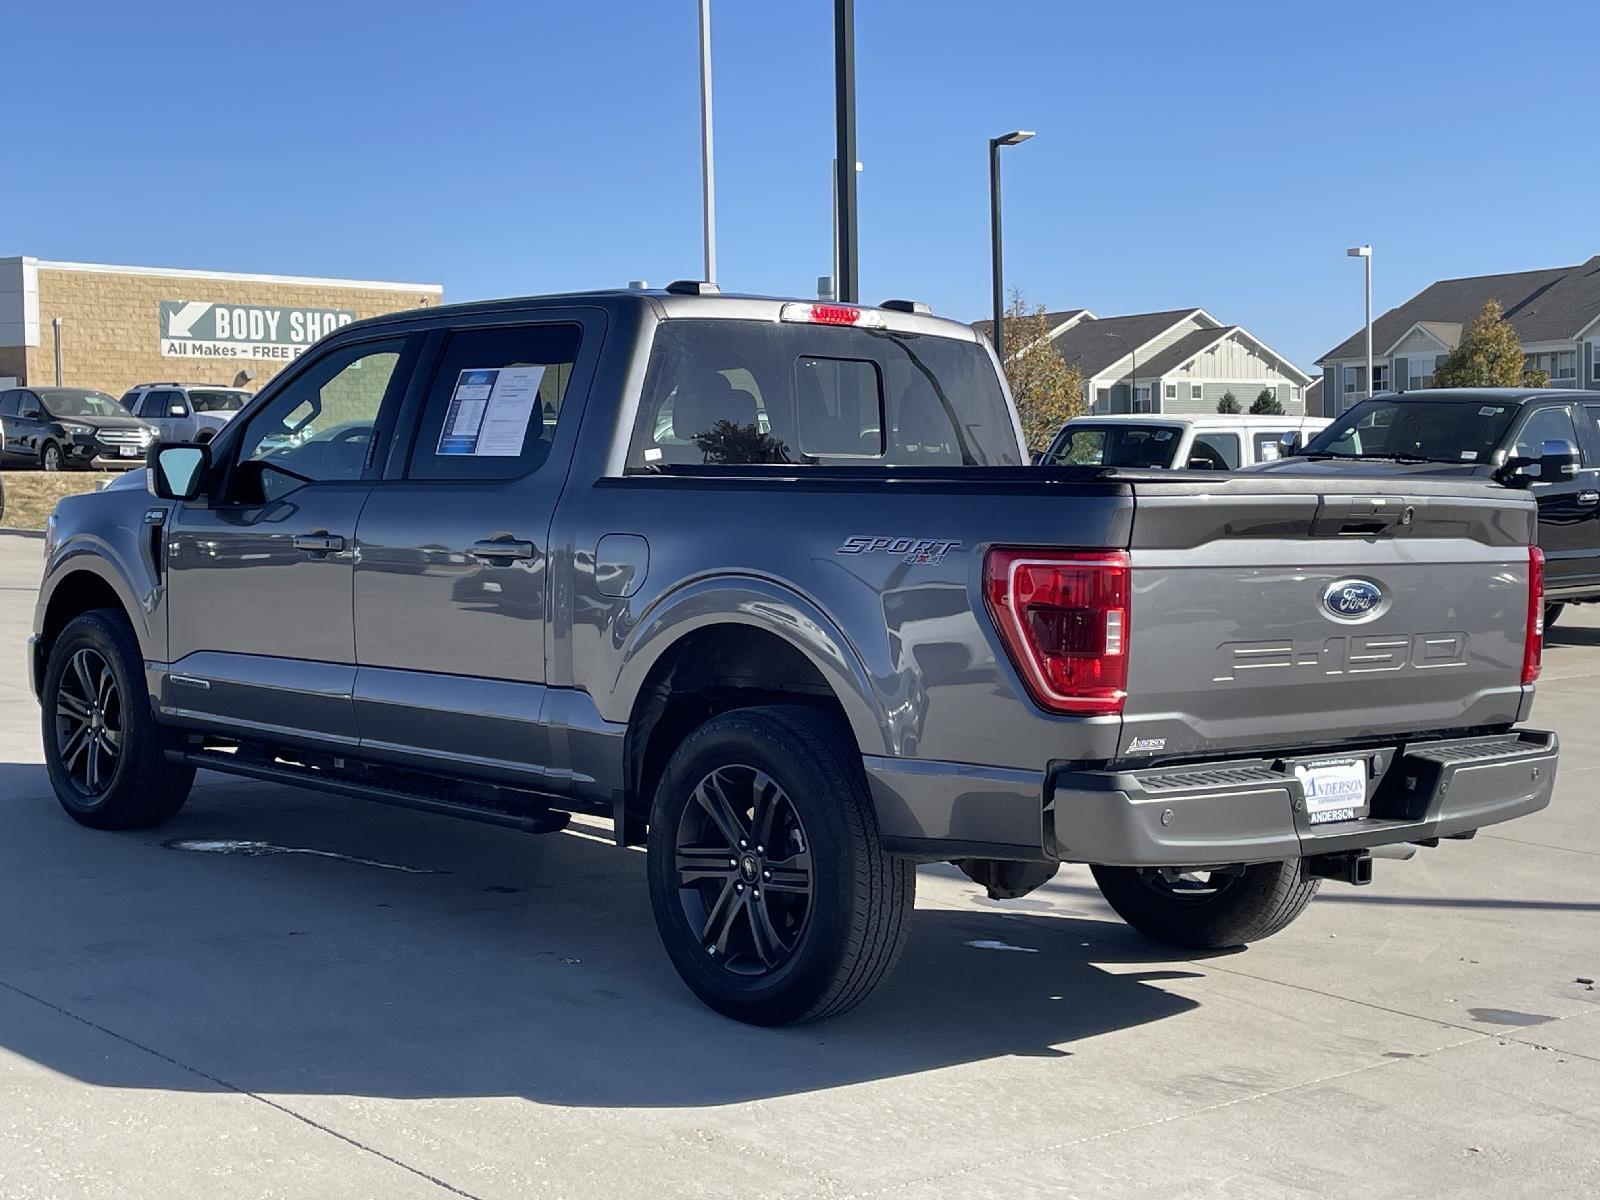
[615,577,892,835]
[36,557,151,689]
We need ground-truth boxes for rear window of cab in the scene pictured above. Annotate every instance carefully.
[626,319,1022,469]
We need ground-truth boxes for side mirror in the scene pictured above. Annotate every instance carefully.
[1539,438,1580,484]
[1278,430,1303,456]
[148,442,210,502]
[1187,456,1217,470]
[19,407,40,420]
[1031,450,1046,466]
[169,404,189,417]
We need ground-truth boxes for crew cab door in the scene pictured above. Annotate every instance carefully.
[350,313,601,783]
[161,336,419,743]
[1510,403,1599,593]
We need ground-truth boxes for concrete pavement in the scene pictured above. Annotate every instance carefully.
[0,531,1595,1199]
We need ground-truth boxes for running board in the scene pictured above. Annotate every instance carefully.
[174,748,574,835]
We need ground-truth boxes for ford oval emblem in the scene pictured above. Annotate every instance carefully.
[1323,579,1384,621]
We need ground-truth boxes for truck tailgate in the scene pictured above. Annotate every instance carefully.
[1119,476,1537,760]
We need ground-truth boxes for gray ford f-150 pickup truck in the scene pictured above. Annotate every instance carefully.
[28,285,1559,1024]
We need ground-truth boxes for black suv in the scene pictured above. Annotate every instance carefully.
[1267,388,1600,624]
[0,386,155,470]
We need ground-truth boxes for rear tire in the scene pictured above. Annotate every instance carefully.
[42,609,194,830]
[1091,860,1318,949]
[40,441,62,472]
[646,705,914,1025]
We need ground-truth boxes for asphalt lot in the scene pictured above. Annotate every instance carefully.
[0,531,1595,1200]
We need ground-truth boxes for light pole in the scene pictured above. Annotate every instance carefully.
[52,317,63,386]
[1347,244,1372,407]
[1103,332,1136,413]
[831,158,863,298]
[989,130,1035,361]
[697,0,716,284]
[834,0,859,303]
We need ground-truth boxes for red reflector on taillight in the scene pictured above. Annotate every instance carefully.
[984,548,1130,715]
[1523,544,1544,685]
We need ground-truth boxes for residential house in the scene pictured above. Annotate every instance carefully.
[1316,255,1600,414]
[979,307,1312,416]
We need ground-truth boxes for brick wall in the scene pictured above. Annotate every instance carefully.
[29,267,440,396]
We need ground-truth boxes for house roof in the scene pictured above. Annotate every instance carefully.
[1317,263,1582,364]
[1505,256,1600,342]
[972,308,1089,343]
[1049,308,1205,377]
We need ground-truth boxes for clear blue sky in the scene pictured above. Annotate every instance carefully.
[6,0,1594,369]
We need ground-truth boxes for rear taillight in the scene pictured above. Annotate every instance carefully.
[1523,544,1544,685]
[984,548,1130,715]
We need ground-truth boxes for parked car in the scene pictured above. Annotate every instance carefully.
[1271,388,1600,625]
[0,386,155,470]
[1039,413,1331,470]
[30,288,1558,1024]
[118,383,252,444]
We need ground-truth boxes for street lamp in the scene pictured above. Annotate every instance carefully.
[1103,331,1136,413]
[989,129,1035,360]
[1347,245,1372,408]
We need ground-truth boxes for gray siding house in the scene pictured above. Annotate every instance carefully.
[984,307,1312,415]
[1316,255,1600,414]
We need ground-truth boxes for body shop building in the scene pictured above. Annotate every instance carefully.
[0,257,442,396]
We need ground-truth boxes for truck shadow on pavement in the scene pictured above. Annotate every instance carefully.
[0,762,1205,1108]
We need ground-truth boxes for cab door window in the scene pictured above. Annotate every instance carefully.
[1189,432,1240,469]
[230,338,412,502]
[1511,405,1580,466]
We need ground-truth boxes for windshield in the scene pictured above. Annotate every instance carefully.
[189,389,250,413]
[1042,423,1180,468]
[39,389,123,418]
[627,319,1022,468]
[1304,399,1517,463]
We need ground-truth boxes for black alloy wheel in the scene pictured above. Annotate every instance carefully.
[53,646,123,797]
[673,764,813,975]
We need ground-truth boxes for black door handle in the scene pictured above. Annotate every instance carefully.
[293,531,345,554]
[470,538,536,562]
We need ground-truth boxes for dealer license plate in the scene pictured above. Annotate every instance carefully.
[118,445,140,457]
[1293,757,1369,825]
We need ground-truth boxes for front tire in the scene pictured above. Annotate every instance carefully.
[1545,602,1565,631]
[42,610,194,830]
[1091,860,1318,949]
[40,441,62,471]
[646,705,914,1025]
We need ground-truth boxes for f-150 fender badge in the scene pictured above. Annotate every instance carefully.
[837,536,962,565]
[1126,736,1166,754]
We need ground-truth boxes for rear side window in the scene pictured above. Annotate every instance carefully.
[628,319,1020,468]
[1253,431,1288,462]
[407,323,581,481]
[0,391,17,416]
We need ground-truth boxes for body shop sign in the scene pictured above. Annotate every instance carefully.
[159,300,356,360]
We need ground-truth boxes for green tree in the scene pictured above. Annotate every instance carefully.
[1433,300,1529,388]
[1216,391,1240,414]
[997,290,1086,454]
[1250,388,1284,415]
